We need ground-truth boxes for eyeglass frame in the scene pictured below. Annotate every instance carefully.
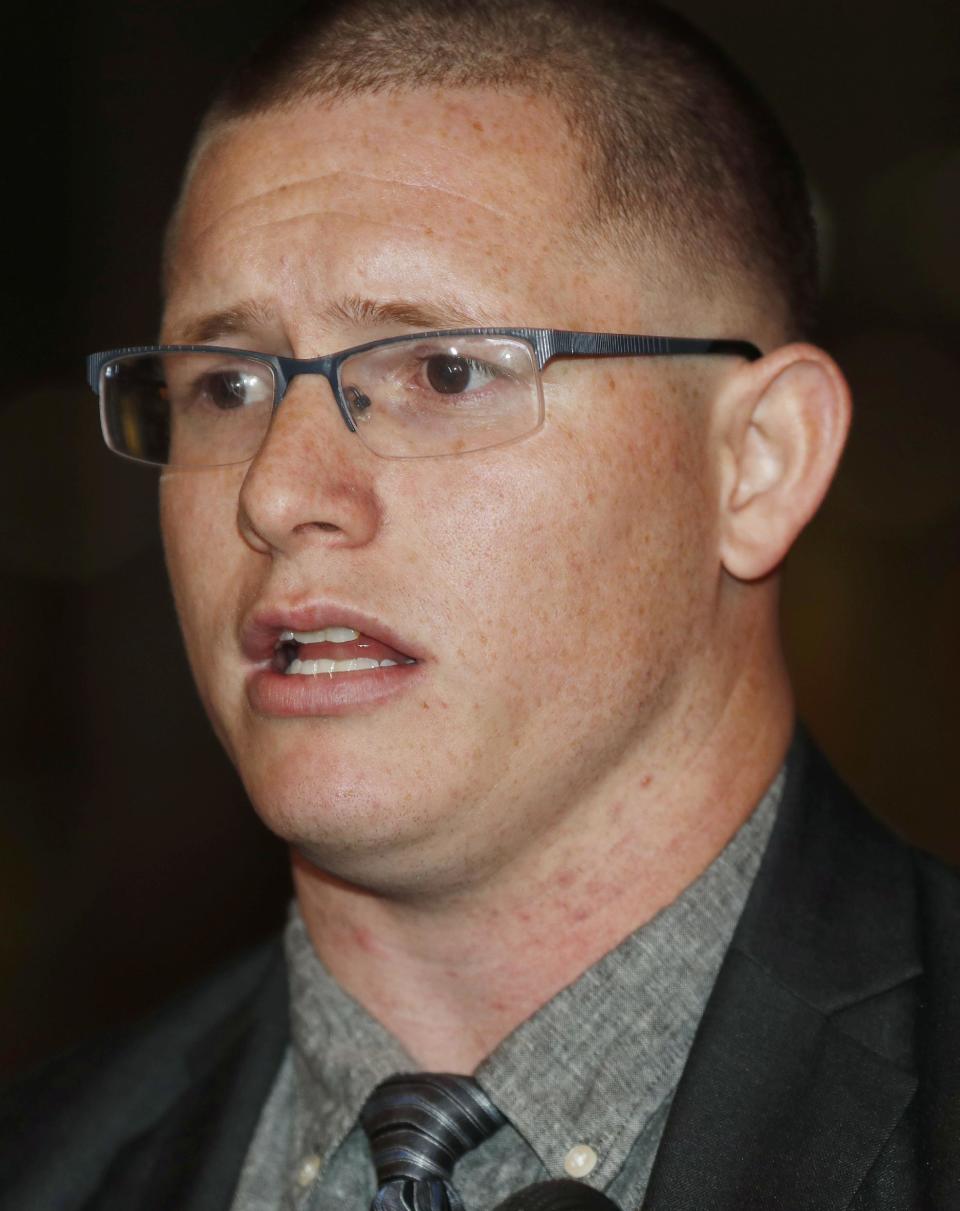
[86,328,763,463]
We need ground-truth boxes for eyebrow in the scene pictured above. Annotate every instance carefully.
[172,294,495,346]
[174,300,275,345]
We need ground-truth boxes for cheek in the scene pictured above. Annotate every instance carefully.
[411,394,715,712]
[159,472,241,653]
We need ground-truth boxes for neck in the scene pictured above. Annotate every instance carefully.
[292,614,794,1072]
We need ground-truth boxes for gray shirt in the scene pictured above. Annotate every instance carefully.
[231,769,783,1211]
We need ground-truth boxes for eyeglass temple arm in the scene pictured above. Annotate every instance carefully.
[528,330,763,368]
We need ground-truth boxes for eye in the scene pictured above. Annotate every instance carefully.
[424,354,495,395]
[200,368,271,411]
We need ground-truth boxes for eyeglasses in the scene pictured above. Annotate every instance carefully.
[86,328,762,467]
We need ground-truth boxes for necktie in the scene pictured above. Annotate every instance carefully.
[361,1072,506,1211]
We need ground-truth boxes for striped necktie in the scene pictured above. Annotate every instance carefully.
[360,1073,506,1211]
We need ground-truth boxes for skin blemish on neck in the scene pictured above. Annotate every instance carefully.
[351,925,379,954]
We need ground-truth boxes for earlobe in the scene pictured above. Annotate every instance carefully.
[718,344,852,582]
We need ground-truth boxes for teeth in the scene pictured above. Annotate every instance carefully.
[325,626,362,643]
[295,659,335,675]
[284,657,408,676]
[276,624,416,674]
[279,626,360,644]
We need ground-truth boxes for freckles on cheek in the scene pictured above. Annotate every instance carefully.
[161,482,203,570]
[540,428,688,614]
[160,476,238,622]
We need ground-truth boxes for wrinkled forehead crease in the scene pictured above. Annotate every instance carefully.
[183,171,535,247]
[162,92,607,295]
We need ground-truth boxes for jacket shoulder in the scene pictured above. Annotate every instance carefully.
[914,842,960,920]
[909,846,960,1201]
[0,936,286,1211]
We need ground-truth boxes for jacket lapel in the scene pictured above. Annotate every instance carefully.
[644,731,922,1211]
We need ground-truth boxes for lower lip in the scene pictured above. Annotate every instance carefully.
[246,661,424,717]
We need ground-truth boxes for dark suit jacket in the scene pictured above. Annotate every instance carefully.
[2,731,958,1210]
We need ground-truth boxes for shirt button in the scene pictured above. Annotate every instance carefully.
[294,1154,321,1187]
[563,1143,598,1178]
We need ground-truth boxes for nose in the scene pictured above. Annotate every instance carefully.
[237,376,382,555]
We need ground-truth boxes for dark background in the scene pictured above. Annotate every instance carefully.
[2,0,958,1082]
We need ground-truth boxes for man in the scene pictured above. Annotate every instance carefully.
[2,1,957,1208]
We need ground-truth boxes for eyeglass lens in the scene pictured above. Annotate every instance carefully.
[98,336,544,467]
[340,335,541,458]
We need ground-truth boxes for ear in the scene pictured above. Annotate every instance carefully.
[714,343,852,581]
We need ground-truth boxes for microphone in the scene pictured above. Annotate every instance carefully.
[491,1179,623,1211]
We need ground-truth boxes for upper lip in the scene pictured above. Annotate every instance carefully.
[240,600,425,664]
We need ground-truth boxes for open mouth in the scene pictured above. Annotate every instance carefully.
[274,626,418,676]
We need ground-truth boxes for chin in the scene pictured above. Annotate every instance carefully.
[238,744,502,898]
[237,745,424,858]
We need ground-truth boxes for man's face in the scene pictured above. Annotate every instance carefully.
[160,89,728,895]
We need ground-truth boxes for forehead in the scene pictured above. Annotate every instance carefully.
[164,89,647,340]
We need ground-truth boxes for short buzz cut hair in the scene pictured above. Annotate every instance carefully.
[191,0,818,338]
